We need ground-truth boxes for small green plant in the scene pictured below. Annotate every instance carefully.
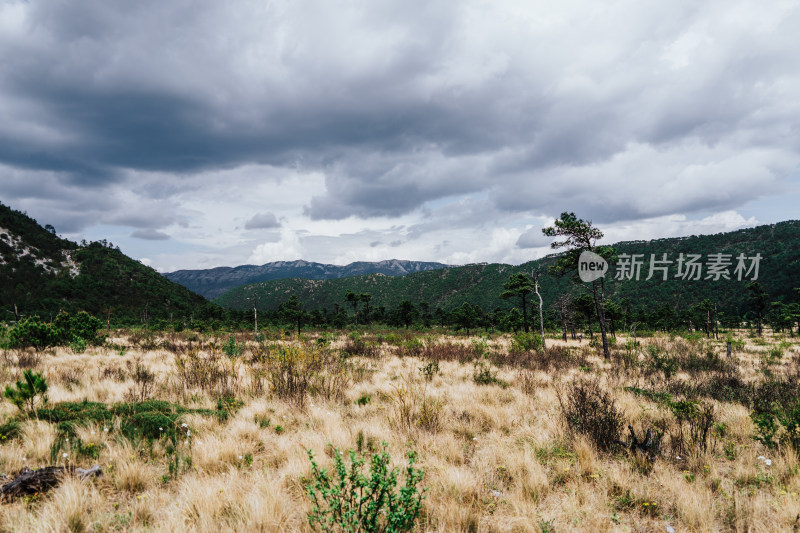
[302,442,426,533]
[538,518,555,533]
[4,370,49,414]
[724,441,737,460]
[222,334,241,357]
[356,394,371,406]
[472,361,506,387]
[419,360,439,381]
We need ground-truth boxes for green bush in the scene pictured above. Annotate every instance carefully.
[303,442,426,533]
[7,318,61,351]
[3,369,48,414]
[669,399,715,454]
[8,311,104,350]
[644,344,679,380]
[510,331,543,353]
[752,400,800,454]
[0,419,21,443]
[54,311,104,344]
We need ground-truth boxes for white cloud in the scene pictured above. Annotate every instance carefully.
[248,229,304,264]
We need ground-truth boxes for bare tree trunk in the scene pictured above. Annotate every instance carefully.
[252,296,258,336]
[534,280,546,350]
[591,278,610,358]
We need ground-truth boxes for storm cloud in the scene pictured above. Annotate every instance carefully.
[0,0,798,270]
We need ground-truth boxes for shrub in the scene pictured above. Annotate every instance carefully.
[752,399,800,454]
[7,312,104,350]
[173,346,241,398]
[69,336,87,353]
[644,344,679,380]
[7,318,60,351]
[303,442,426,533]
[510,332,543,353]
[0,419,20,443]
[342,336,380,358]
[267,344,324,405]
[3,369,49,414]
[668,399,716,454]
[54,311,104,345]
[416,397,443,432]
[557,379,624,452]
[401,337,425,357]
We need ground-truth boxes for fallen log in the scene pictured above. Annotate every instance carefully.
[1,465,101,501]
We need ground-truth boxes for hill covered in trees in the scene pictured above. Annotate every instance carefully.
[0,202,227,325]
[215,220,800,330]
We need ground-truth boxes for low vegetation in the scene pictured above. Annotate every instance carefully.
[0,326,798,531]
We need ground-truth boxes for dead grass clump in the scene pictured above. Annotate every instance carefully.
[420,342,475,363]
[173,346,241,399]
[341,336,380,358]
[100,364,127,382]
[14,349,42,369]
[389,374,443,434]
[515,368,537,395]
[557,379,625,452]
[123,357,157,402]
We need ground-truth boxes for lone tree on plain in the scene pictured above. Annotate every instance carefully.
[543,212,615,358]
[501,273,534,333]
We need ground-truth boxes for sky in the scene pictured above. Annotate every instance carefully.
[1,0,798,272]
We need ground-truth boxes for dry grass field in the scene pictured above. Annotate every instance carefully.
[0,329,799,532]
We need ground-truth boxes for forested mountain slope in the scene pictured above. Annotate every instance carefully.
[215,220,800,319]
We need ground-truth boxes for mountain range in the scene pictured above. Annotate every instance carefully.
[213,221,800,318]
[164,259,449,299]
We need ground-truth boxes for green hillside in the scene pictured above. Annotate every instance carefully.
[215,220,800,321]
[0,202,227,325]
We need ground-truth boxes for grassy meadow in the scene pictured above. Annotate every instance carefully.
[0,328,799,532]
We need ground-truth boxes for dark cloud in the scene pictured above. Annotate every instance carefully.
[244,212,281,230]
[0,0,797,270]
[131,229,170,240]
[516,228,553,249]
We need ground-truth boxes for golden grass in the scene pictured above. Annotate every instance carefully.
[0,331,797,531]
